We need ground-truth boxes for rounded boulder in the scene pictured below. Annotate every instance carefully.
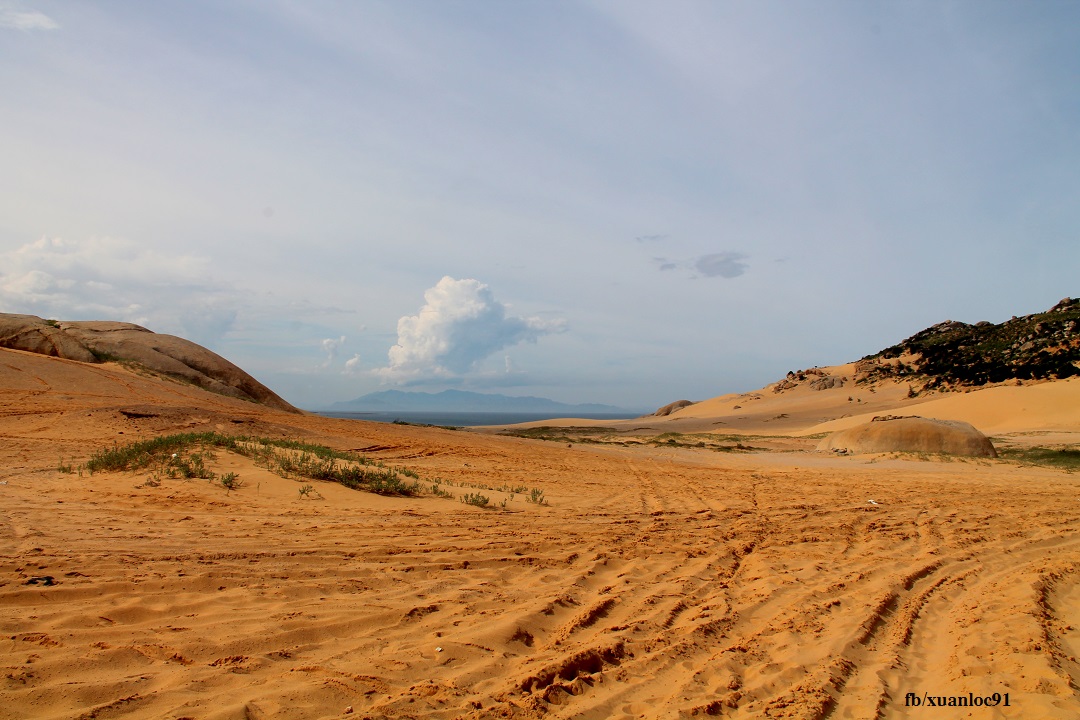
[818,416,996,457]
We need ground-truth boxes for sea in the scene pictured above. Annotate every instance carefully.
[313,411,642,427]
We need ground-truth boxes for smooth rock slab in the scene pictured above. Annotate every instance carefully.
[818,416,997,457]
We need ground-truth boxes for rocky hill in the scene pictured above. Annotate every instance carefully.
[854,297,1079,392]
[0,313,298,413]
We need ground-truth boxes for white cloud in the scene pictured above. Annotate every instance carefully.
[0,7,58,31]
[321,335,345,367]
[0,235,239,345]
[344,353,362,375]
[376,276,564,381]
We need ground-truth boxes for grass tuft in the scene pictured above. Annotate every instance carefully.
[85,432,425,496]
[460,492,490,507]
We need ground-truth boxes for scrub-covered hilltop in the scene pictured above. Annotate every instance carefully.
[855,297,1080,392]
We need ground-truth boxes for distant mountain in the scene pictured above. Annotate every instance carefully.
[330,389,632,413]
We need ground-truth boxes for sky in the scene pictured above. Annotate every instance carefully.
[2,1,1079,411]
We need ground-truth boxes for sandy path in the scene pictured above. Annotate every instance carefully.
[2,352,1080,718]
[3,426,1080,719]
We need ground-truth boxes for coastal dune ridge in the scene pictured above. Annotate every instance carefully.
[2,304,1080,718]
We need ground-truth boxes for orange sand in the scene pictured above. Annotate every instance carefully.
[2,348,1079,718]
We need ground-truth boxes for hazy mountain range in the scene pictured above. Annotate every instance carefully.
[328,389,636,413]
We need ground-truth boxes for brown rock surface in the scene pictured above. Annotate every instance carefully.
[649,399,696,417]
[0,313,297,412]
[817,415,997,457]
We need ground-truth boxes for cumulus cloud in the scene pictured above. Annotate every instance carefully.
[0,7,58,31]
[694,252,749,278]
[321,335,345,367]
[0,235,239,345]
[376,276,564,381]
[344,353,362,375]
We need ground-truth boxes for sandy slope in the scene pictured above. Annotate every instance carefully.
[507,365,1080,440]
[802,378,1080,436]
[3,348,1080,719]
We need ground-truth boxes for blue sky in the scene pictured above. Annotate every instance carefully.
[2,1,1078,410]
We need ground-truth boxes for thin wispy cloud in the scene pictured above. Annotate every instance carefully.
[320,336,345,367]
[651,252,749,279]
[694,253,749,279]
[0,7,58,31]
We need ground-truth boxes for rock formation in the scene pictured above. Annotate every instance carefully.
[817,416,996,457]
[858,298,1080,390]
[650,399,696,417]
[0,314,298,413]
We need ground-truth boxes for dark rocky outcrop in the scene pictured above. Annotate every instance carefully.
[0,314,298,413]
[858,297,1080,391]
[774,367,845,393]
[817,416,996,457]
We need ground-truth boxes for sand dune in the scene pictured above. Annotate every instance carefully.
[804,377,1080,436]
[3,348,1080,718]
[509,365,1080,440]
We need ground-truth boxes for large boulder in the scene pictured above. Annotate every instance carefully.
[0,314,99,363]
[0,314,298,413]
[817,416,996,457]
[650,399,696,417]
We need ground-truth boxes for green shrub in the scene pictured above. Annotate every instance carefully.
[84,432,424,497]
[461,492,490,507]
[220,472,242,491]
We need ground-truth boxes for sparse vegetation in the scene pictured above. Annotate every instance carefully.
[137,475,162,488]
[861,298,1080,390]
[75,432,564,507]
[998,446,1080,472]
[391,419,461,430]
[499,426,765,453]
[495,483,529,494]
[429,481,454,499]
[169,451,214,479]
[649,432,756,452]
[461,492,490,507]
[219,472,243,491]
[501,426,619,444]
[84,432,424,496]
